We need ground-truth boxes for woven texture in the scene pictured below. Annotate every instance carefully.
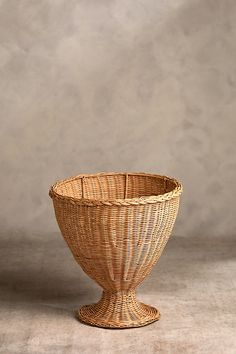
[49,172,182,328]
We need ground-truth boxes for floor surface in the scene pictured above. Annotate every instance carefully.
[0,234,235,354]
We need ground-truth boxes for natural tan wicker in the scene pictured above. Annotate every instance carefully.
[49,172,182,328]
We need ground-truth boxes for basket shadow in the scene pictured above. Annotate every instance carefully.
[0,234,100,317]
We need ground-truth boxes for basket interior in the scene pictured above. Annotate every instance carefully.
[54,173,178,201]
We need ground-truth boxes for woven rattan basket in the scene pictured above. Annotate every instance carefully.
[49,172,182,328]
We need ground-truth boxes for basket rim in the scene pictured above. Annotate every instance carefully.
[49,172,182,206]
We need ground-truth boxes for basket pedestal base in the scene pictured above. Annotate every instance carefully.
[76,290,160,328]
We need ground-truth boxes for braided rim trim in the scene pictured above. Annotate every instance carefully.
[49,172,183,206]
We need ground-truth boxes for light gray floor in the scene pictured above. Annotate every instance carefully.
[0,233,235,354]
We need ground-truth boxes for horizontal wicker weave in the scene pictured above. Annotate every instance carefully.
[49,172,182,328]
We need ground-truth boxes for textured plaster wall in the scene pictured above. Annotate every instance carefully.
[0,0,235,239]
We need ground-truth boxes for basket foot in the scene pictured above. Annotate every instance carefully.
[76,290,160,328]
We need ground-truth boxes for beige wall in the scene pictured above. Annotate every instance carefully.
[0,0,235,239]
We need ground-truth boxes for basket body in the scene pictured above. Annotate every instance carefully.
[50,172,182,328]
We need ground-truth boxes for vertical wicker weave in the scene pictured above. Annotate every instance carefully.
[49,172,182,328]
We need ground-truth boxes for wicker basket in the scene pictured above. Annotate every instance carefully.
[49,172,182,328]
